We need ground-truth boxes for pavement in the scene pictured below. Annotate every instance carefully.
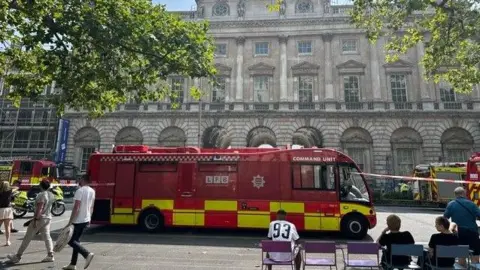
[0,206,464,270]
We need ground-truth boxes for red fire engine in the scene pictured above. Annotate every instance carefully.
[466,152,480,206]
[88,145,377,239]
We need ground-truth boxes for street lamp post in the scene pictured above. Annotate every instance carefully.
[198,98,202,147]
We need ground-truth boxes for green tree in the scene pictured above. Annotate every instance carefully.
[0,0,216,116]
[268,0,480,94]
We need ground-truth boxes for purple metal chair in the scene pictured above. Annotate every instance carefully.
[303,241,337,270]
[342,242,381,270]
[261,240,295,270]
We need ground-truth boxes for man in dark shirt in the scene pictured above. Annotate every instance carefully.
[444,187,480,266]
[377,214,415,267]
[427,216,459,267]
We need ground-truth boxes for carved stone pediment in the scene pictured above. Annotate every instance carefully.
[115,127,143,144]
[158,126,187,147]
[74,127,100,144]
[336,60,366,75]
[390,127,423,144]
[248,62,275,76]
[291,61,319,76]
[340,128,372,144]
[441,128,474,144]
[215,63,232,76]
[383,59,413,74]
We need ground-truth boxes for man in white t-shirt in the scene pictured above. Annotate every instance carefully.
[266,209,302,270]
[62,174,96,270]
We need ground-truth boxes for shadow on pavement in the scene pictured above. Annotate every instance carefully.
[49,225,375,248]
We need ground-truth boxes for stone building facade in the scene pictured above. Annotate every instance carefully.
[63,0,480,180]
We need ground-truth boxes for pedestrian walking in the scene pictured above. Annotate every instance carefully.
[62,174,95,270]
[0,181,14,246]
[7,179,55,263]
[444,186,480,266]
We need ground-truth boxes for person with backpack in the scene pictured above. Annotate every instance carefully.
[444,186,480,266]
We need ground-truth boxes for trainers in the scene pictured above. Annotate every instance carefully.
[7,254,21,263]
[62,265,76,270]
[84,253,94,269]
[41,255,55,262]
[11,228,18,233]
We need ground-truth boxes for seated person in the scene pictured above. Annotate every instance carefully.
[377,214,415,267]
[426,216,459,268]
[266,209,302,270]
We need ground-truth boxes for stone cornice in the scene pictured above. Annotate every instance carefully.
[207,14,429,29]
[209,17,351,29]
[64,110,480,120]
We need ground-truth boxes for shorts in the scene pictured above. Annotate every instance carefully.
[267,244,302,261]
[458,228,480,255]
[0,207,13,220]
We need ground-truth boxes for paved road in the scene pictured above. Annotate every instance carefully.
[0,206,467,270]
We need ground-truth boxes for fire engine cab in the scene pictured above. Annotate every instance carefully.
[466,152,480,206]
[89,145,377,239]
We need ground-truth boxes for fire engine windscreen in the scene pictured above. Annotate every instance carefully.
[56,166,77,180]
[339,165,370,202]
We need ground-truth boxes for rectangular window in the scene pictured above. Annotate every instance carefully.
[214,43,227,57]
[293,164,336,190]
[342,39,358,53]
[440,86,456,102]
[255,42,269,56]
[447,149,469,162]
[298,76,313,103]
[198,163,237,172]
[344,76,360,103]
[18,110,32,125]
[81,147,96,171]
[297,41,312,54]
[14,130,30,148]
[139,162,177,172]
[253,76,269,102]
[390,74,407,102]
[212,77,226,103]
[33,110,48,124]
[396,148,415,176]
[19,161,33,175]
[346,148,366,171]
[170,77,184,103]
[0,131,13,149]
[30,131,46,148]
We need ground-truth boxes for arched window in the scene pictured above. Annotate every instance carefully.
[441,127,473,161]
[115,127,143,145]
[390,127,423,176]
[73,127,100,171]
[341,127,373,173]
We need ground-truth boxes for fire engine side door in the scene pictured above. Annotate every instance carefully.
[175,162,200,226]
[113,162,135,216]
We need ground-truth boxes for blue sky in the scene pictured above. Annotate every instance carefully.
[153,0,197,11]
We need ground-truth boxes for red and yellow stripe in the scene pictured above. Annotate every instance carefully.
[111,199,374,232]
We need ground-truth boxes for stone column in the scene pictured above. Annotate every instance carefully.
[369,42,382,100]
[235,36,245,101]
[416,41,430,100]
[279,35,288,101]
[322,34,334,100]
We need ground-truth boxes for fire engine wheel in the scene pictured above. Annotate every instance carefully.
[341,214,368,240]
[139,209,164,233]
